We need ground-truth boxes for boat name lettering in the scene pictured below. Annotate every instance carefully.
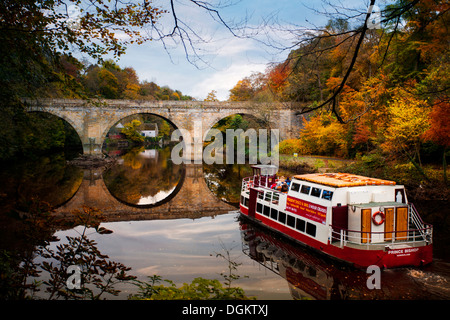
[388,248,419,255]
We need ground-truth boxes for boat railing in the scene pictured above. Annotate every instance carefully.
[330,224,433,249]
[242,177,253,192]
[242,176,287,195]
[409,203,432,239]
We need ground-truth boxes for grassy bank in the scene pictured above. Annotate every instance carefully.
[279,154,448,202]
[278,154,354,174]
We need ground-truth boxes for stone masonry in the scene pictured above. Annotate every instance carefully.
[55,164,237,222]
[25,98,304,156]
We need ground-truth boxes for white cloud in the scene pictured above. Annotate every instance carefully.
[192,62,266,101]
[99,0,331,101]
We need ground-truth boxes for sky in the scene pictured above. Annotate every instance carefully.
[83,0,369,101]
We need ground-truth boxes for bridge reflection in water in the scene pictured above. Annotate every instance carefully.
[55,163,236,222]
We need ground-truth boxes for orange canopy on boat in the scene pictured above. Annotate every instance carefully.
[293,173,396,188]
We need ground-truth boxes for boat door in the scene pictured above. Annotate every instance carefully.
[248,188,258,218]
[396,207,408,240]
[384,207,395,241]
[361,208,372,243]
[332,205,348,238]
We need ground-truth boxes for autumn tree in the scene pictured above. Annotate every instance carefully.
[422,100,450,183]
[253,0,448,124]
[298,113,349,158]
[122,120,145,143]
[205,90,219,101]
[383,88,430,163]
[229,79,254,101]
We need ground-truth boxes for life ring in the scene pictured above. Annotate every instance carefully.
[372,211,385,225]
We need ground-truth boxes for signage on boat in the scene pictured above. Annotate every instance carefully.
[387,248,419,257]
[286,196,327,224]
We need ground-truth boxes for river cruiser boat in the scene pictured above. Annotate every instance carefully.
[239,165,433,268]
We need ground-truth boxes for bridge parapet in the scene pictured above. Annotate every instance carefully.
[24,98,304,109]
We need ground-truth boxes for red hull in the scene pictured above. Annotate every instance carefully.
[240,205,432,269]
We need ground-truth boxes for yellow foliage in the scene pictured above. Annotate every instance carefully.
[124,83,141,100]
[299,113,349,157]
[278,139,303,154]
[382,88,430,154]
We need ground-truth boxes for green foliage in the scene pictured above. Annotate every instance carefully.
[0,1,189,161]
[0,203,136,300]
[81,60,193,101]
[130,276,251,300]
[158,120,172,139]
[0,108,82,161]
[121,120,145,143]
[130,241,253,300]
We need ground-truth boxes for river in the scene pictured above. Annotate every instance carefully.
[0,145,449,300]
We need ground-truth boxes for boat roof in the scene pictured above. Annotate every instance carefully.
[251,164,278,169]
[293,173,396,188]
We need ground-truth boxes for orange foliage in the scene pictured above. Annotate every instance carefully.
[268,62,290,94]
[422,100,450,147]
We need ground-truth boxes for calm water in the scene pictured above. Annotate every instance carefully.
[0,146,449,300]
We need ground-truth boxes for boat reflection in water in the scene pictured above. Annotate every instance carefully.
[239,219,443,300]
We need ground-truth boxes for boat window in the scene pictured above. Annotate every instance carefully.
[272,193,279,204]
[256,202,263,214]
[264,192,272,202]
[244,197,249,207]
[258,191,264,200]
[301,185,311,195]
[287,215,296,228]
[311,187,322,198]
[270,208,278,220]
[263,205,270,216]
[322,190,334,201]
[296,218,306,232]
[306,223,316,237]
[290,183,301,192]
[278,211,286,224]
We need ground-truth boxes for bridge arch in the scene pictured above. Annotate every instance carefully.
[100,110,181,152]
[26,110,83,152]
[102,164,186,209]
[202,111,275,148]
[202,109,268,137]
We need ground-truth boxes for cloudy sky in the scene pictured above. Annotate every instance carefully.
[91,0,366,101]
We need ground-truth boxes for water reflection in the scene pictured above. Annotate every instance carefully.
[103,146,184,207]
[203,163,253,204]
[1,150,449,300]
[240,218,450,300]
[203,163,301,205]
[0,153,83,212]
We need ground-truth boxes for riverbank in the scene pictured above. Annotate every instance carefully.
[68,154,116,168]
[278,154,449,202]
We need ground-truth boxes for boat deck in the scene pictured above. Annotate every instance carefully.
[330,239,429,251]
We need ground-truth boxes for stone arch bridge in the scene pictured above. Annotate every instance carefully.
[25,99,303,155]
